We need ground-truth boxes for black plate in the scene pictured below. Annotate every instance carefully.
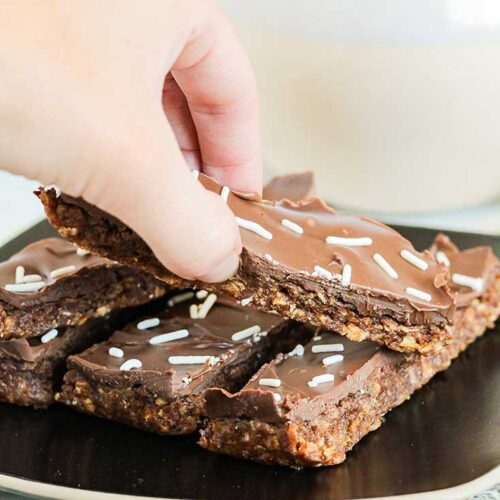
[0,221,498,499]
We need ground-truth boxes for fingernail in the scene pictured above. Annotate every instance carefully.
[197,251,240,283]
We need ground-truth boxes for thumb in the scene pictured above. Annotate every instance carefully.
[79,114,241,283]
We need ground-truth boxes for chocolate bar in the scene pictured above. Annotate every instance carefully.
[58,291,313,435]
[38,175,455,354]
[0,238,167,339]
[199,239,499,467]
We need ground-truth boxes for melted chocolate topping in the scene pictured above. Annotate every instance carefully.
[0,327,66,363]
[205,238,498,423]
[263,172,316,202]
[0,238,113,307]
[200,174,454,323]
[429,234,499,307]
[70,293,284,398]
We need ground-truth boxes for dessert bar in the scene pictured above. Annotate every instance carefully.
[58,291,312,435]
[199,239,499,467]
[38,175,455,354]
[0,238,167,339]
[0,319,119,408]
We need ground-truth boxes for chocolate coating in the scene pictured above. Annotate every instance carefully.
[0,238,113,307]
[263,172,316,202]
[0,330,64,363]
[69,293,284,399]
[202,175,454,323]
[206,238,498,423]
[430,234,499,307]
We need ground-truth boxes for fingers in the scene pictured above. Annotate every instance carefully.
[76,113,242,283]
[172,5,262,194]
[162,73,201,170]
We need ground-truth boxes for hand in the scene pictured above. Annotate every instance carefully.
[0,0,261,282]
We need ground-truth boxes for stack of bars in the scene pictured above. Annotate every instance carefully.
[0,238,168,407]
[0,173,496,469]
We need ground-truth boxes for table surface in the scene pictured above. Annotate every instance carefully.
[0,220,497,500]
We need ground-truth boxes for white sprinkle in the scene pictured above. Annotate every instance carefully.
[325,236,372,247]
[273,393,282,402]
[264,253,273,262]
[373,253,398,279]
[181,376,192,387]
[15,266,25,284]
[240,297,253,307]
[281,219,303,235]
[192,169,200,180]
[4,282,45,293]
[197,293,217,319]
[196,290,208,299]
[308,373,335,388]
[236,216,273,240]
[231,325,261,342]
[220,186,231,203]
[137,318,160,330]
[313,265,333,280]
[288,344,305,357]
[21,274,43,283]
[167,291,194,307]
[311,343,344,353]
[322,354,344,366]
[406,287,432,302]
[189,304,199,319]
[259,378,281,388]
[312,335,322,341]
[149,329,189,345]
[452,273,484,293]
[400,249,429,271]
[341,264,352,287]
[120,359,142,371]
[168,355,219,365]
[49,265,76,279]
[76,247,89,257]
[108,347,124,358]
[40,328,58,343]
[436,251,450,268]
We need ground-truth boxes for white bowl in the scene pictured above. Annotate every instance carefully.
[221,0,500,213]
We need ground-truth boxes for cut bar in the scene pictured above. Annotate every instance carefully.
[57,291,313,435]
[38,175,455,354]
[199,240,499,467]
[0,319,121,408]
[0,238,167,339]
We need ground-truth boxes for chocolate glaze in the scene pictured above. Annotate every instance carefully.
[0,238,113,307]
[0,328,68,363]
[429,234,499,307]
[263,172,316,202]
[200,175,454,324]
[69,293,285,399]
[205,238,498,423]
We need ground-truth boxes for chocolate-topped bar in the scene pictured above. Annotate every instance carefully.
[199,239,499,467]
[0,319,120,408]
[58,290,312,435]
[0,238,167,339]
[38,175,455,354]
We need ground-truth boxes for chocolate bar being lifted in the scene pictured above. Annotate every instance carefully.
[199,238,499,467]
[38,175,455,354]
